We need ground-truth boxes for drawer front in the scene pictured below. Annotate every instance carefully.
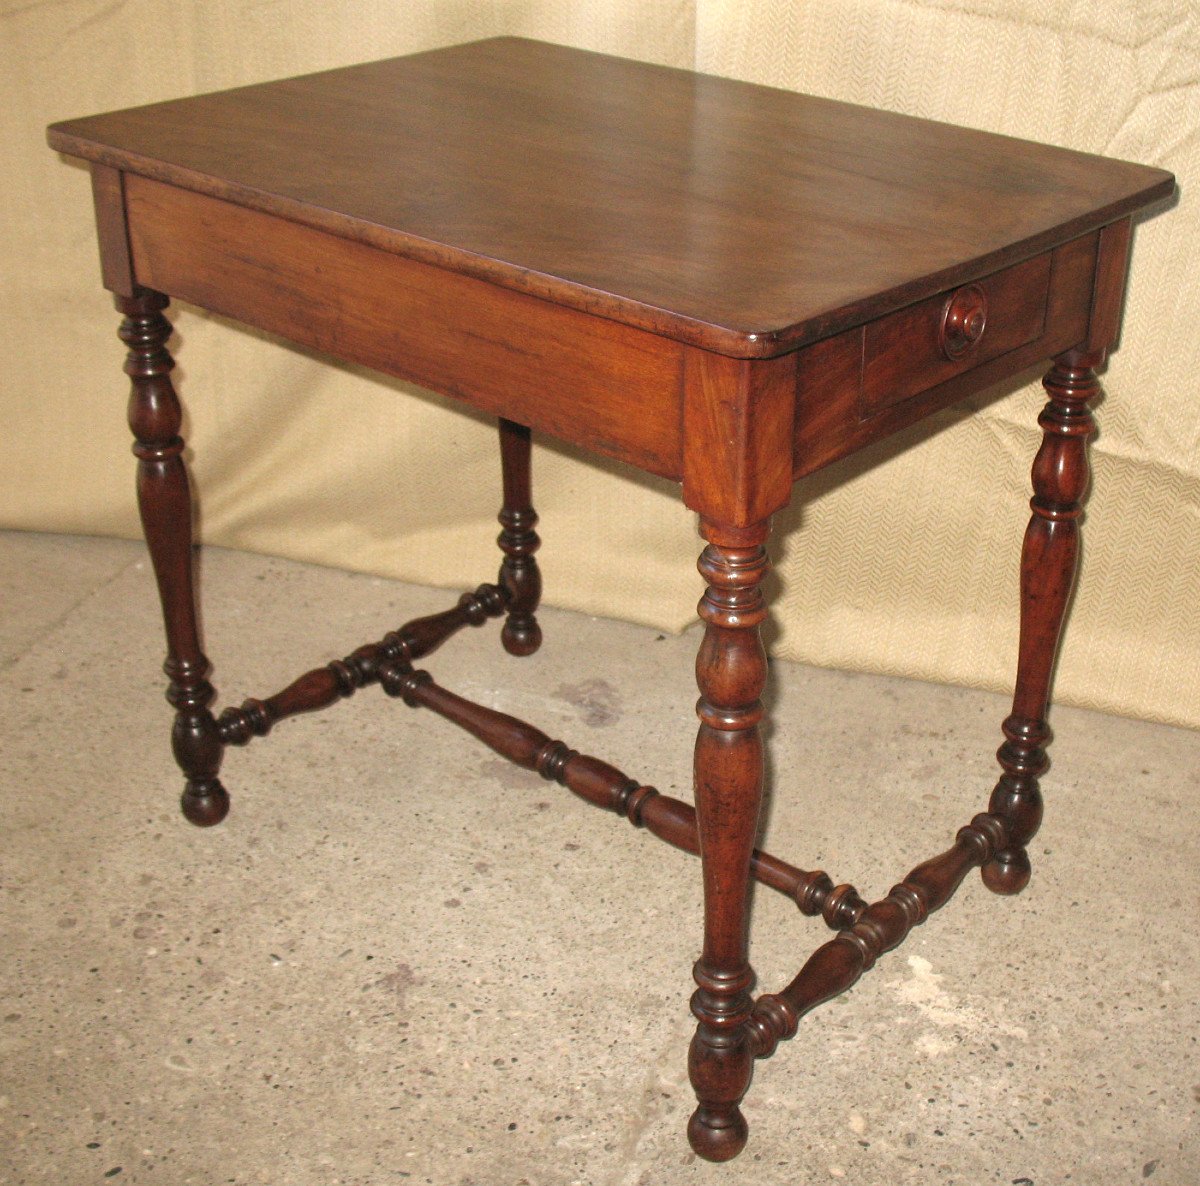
[791,231,1100,479]
[861,252,1052,417]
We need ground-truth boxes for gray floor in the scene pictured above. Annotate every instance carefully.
[2,530,1196,1186]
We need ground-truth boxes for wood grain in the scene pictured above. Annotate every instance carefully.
[1086,217,1134,354]
[791,231,1099,478]
[49,37,1174,357]
[90,165,135,297]
[119,293,227,827]
[125,175,684,479]
[861,252,1050,416]
[983,352,1100,895]
[682,351,796,525]
[48,35,1178,1167]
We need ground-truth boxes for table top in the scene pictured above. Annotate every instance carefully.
[48,37,1173,357]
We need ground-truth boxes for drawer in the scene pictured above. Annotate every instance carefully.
[860,252,1052,417]
[791,231,1099,479]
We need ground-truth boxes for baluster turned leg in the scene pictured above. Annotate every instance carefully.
[497,418,542,655]
[119,291,227,826]
[983,349,1100,893]
[687,521,770,1161]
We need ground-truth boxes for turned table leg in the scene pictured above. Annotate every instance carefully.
[496,418,542,656]
[119,290,228,826]
[687,519,770,1161]
[983,349,1100,893]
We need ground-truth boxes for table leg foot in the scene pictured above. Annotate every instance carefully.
[119,290,228,826]
[980,848,1031,896]
[497,418,542,656]
[688,967,754,1161]
[982,350,1099,894]
[982,712,1046,895]
[181,780,230,827]
[687,1102,749,1163]
[687,522,770,1161]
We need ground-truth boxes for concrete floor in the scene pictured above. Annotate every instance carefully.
[1,530,1197,1186]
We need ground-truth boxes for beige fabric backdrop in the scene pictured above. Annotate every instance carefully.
[4,1,1197,726]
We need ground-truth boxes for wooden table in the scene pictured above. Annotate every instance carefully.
[48,37,1174,1162]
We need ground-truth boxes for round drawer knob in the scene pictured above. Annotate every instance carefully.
[940,284,988,360]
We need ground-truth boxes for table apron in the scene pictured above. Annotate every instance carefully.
[122,173,687,481]
[117,172,1112,499]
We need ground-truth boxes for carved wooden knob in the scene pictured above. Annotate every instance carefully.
[940,284,988,359]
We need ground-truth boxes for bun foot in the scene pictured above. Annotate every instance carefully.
[981,849,1031,895]
[181,780,230,827]
[687,1106,748,1162]
[501,617,542,656]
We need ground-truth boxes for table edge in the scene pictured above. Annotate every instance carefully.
[47,125,1175,360]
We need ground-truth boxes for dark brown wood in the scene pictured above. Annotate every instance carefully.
[90,165,135,296]
[373,659,845,913]
[980,215,1130,894]
[682,353,795,526]
[47,38,1173,358]
[50,37,1176,1165]
[939,283,989,361]
[748,812,1008,1058]
[983,351,1100,894]
[793,231,1098,478]
[119,291,227,826]
[687,521,771,1161]
[218,585,507,745]
[496,420,542,656]
[121,176,684,479]
[863,253,1049,415]
[1086,217,1134,354]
